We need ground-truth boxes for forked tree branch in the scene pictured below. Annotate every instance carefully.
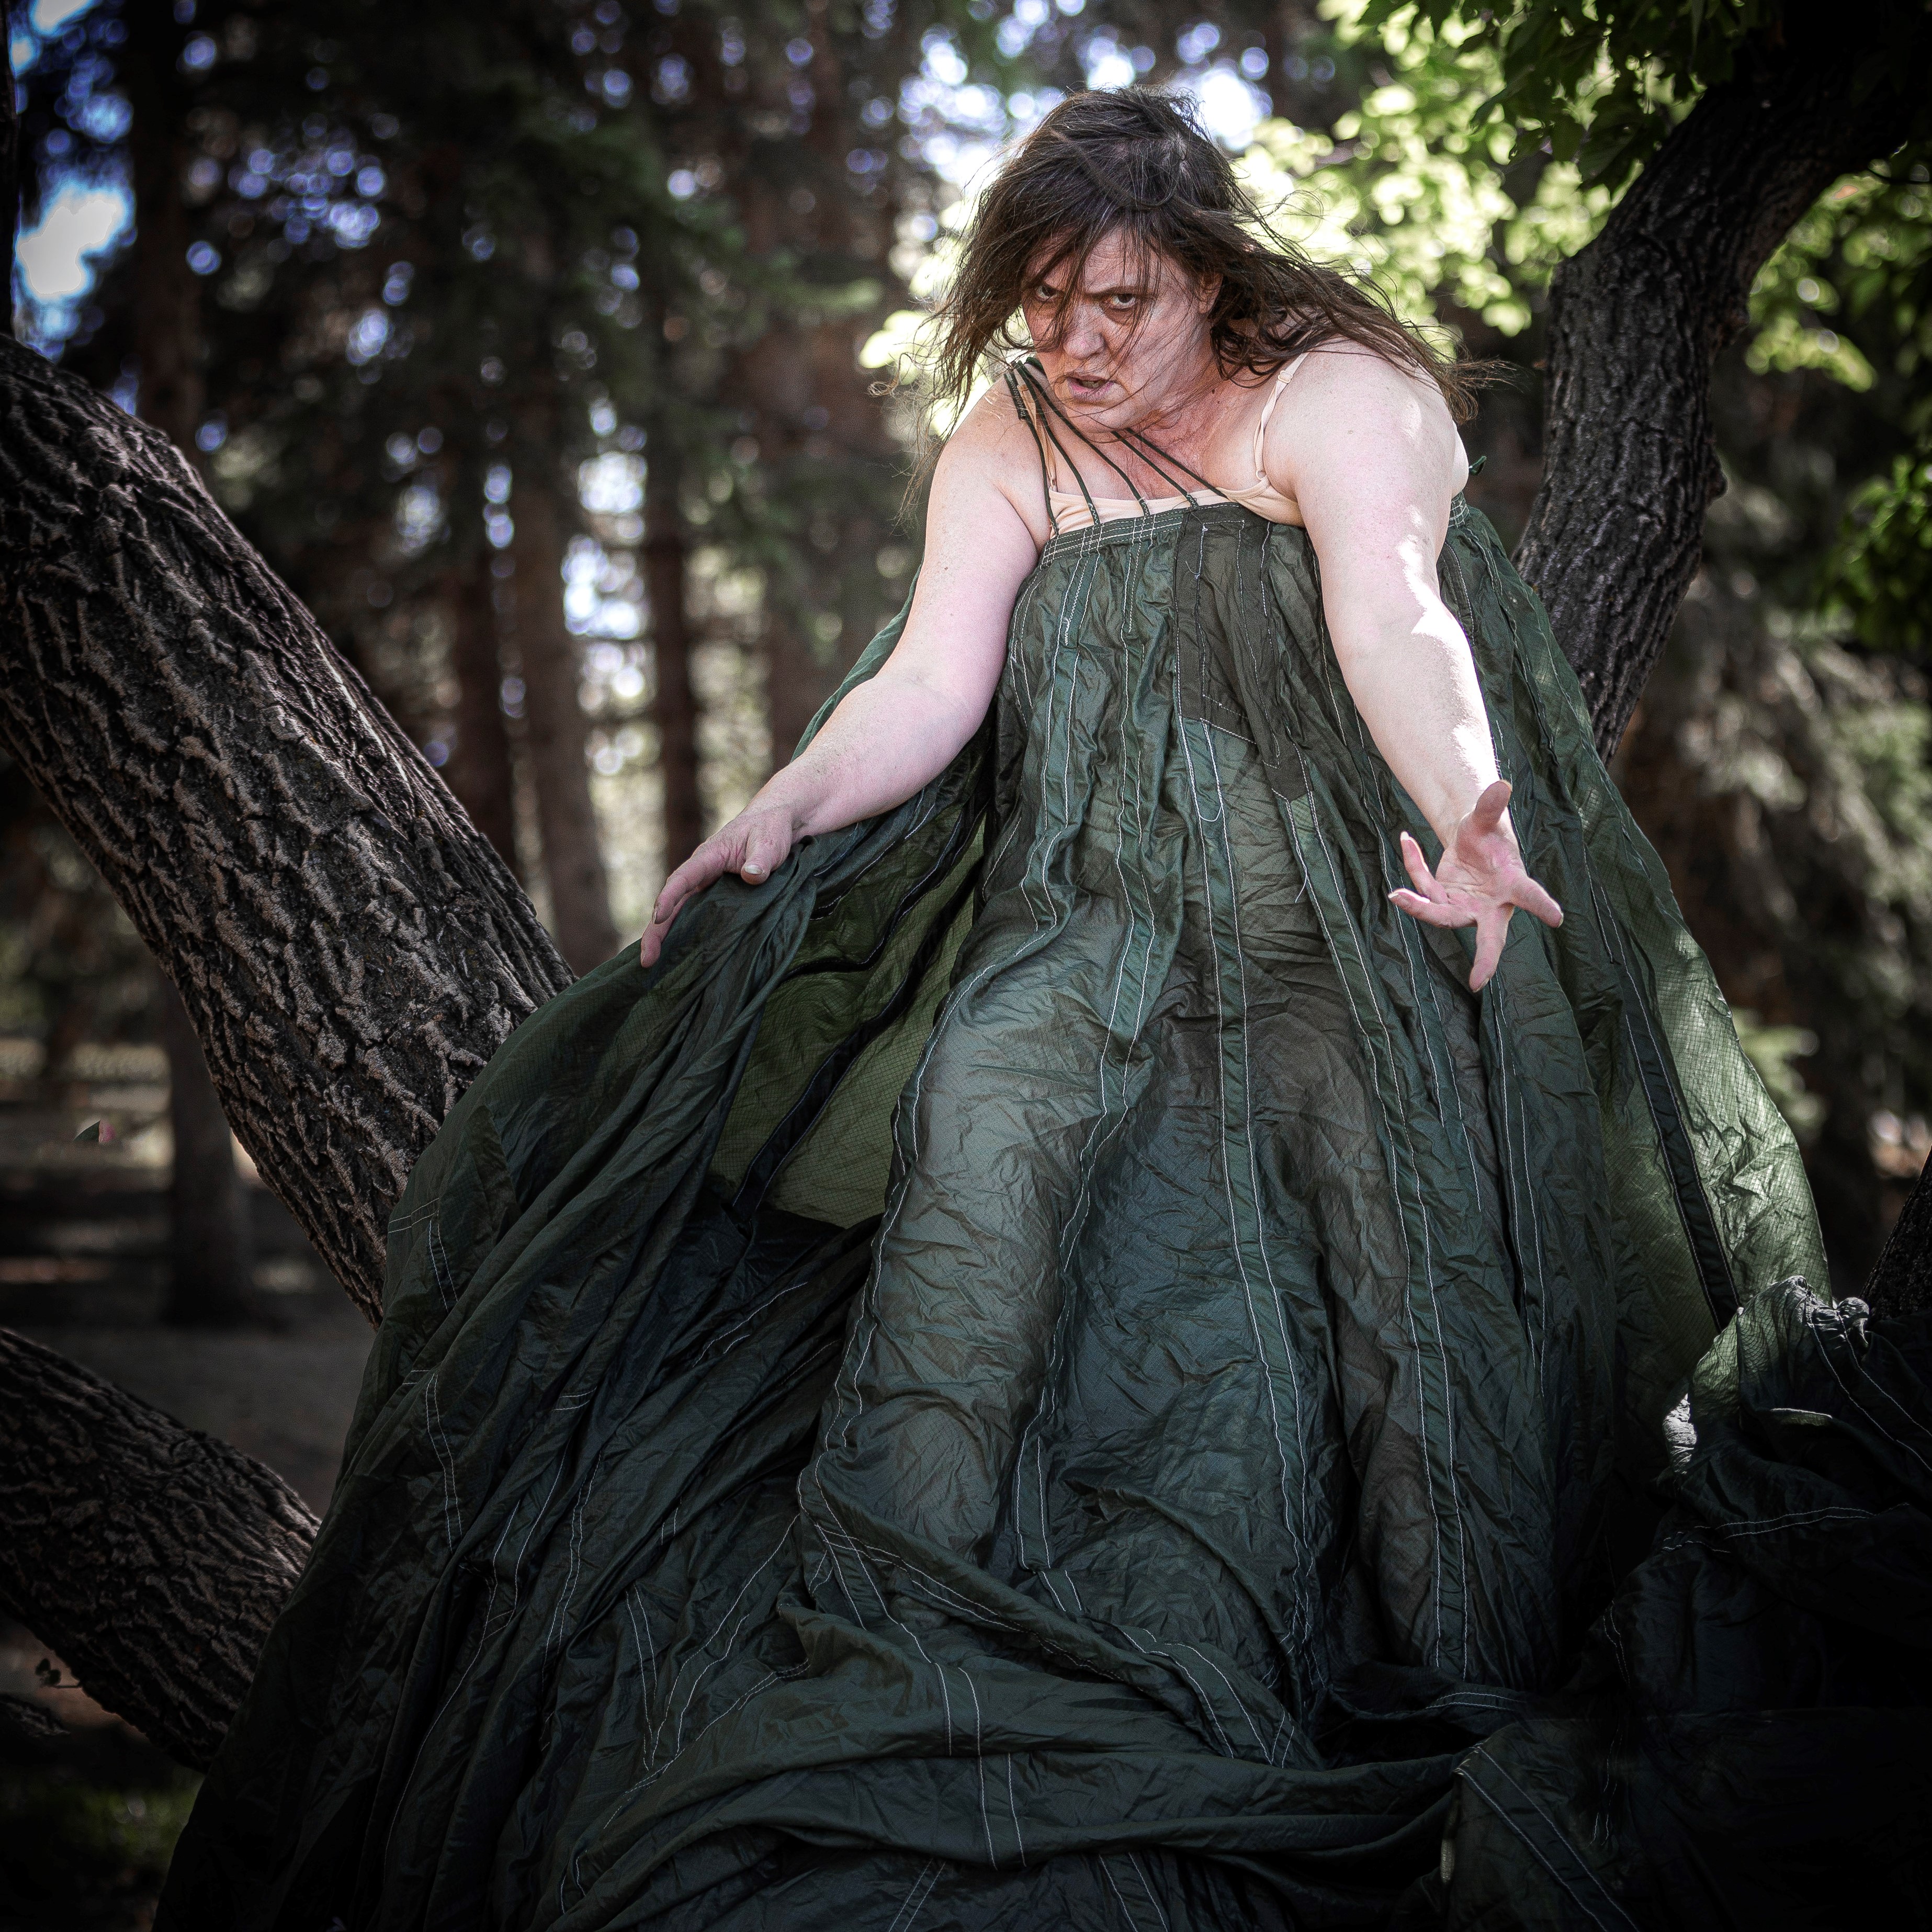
[1517,7,1931,756]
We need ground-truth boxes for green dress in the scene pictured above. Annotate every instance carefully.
[161,477,1932,1929]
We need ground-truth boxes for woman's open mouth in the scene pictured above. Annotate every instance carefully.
[1064,372,1114,402]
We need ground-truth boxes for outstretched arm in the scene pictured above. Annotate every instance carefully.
[639,399,1040,967]
[1273,347,1562,991]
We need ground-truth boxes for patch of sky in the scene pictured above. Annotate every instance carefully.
[579,451,645,515]
[69,78,131,143]
[1176,21,1219,63]
[996,0,1050,58]
[8,0,145,348]
[396,482,445,555]
[918,28,967,86]
[14,176,131,349]
[344,307,391,365]
[1081,36,1137,90]
[329,200,382,247]
[1187,65,1266,148]
[564,538,644,641]
[28,0,95,41]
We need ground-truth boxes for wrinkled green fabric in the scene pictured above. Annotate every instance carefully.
[162,499,1922,1932]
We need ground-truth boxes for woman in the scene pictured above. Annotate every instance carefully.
[166,93,1901,1931]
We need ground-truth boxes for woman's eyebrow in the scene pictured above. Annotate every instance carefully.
[1030,272,1152,300]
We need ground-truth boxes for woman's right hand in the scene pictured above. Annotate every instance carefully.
[638,799,798,968]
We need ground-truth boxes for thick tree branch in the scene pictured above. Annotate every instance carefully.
[0,338,574,1760]
[1868,1165,1932,1322]
[0,335,574,1320]
[0,1327,317,1768]
[1517,12,1931,755]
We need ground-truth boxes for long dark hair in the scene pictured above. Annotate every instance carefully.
[928,89,1484,424]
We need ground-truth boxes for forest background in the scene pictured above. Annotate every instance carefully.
[5,0,1930,1283]
[11,0,1928,1295]
[0,0,1928,1910]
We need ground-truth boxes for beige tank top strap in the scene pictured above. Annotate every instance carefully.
[1249,353,1310,485]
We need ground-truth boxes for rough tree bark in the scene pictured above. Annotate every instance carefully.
[0,333,570,1747]
[1517,4,1931,757]
[1869,1164,1932,1322]
[0,334,574,1321]
[643,424,704,872]
[123,0,261,1328]
[0,1328,316,1770]
[509,406,621,973]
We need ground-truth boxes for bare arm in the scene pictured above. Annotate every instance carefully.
[1272,347,1561,990]
[639,394,1041,966]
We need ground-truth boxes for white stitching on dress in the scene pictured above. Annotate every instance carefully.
[1126,1851,1173,1931]
[1102,1858,1148,1931]
[423,1372,462,1551]
[885,1860,942,1932]
[1284,790,1458,1667]
[1460,1749,1642,1931]
[1173,703,1302,1573]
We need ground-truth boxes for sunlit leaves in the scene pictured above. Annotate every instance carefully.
[1748,169,1932,397]
[1236,4,1615,338]
[1370,0,1768,189]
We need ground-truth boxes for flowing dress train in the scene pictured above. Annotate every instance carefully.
[160,479,1932,1929]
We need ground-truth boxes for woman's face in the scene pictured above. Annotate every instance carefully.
[1022,231,1217,433]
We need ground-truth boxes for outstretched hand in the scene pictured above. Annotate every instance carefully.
[1387,779,1563,992]
[638,801,796,969]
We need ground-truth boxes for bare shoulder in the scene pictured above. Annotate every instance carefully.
[1270,339,1466,494]
[930,379,1055,547]
[937,379,1042,478]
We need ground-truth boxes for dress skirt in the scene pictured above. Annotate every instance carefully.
[159,501,1932,1930]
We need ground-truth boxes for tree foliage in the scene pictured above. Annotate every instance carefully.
[1385,0,1930,190]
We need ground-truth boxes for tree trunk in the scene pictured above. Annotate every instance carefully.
[122,5,261,1327]
[123,0,201,457]
[1868,1164,1932,1322]
[159,976,257,1327]
[0,335,573,1321]
[442,550,521,875]
[0,1327,316,1768]
[0,335,569,1749]
[764,614,837,772]
[1517,7,1930,756]
[723,58,903,790]
[644,428,704,871]
[508,440,619,973]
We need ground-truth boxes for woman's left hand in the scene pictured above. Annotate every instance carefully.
[1387,779,1563,992]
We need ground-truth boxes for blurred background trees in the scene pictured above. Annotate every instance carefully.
[4,0,1928,1300]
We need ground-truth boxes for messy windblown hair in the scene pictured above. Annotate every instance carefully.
[928,88,1484,423]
